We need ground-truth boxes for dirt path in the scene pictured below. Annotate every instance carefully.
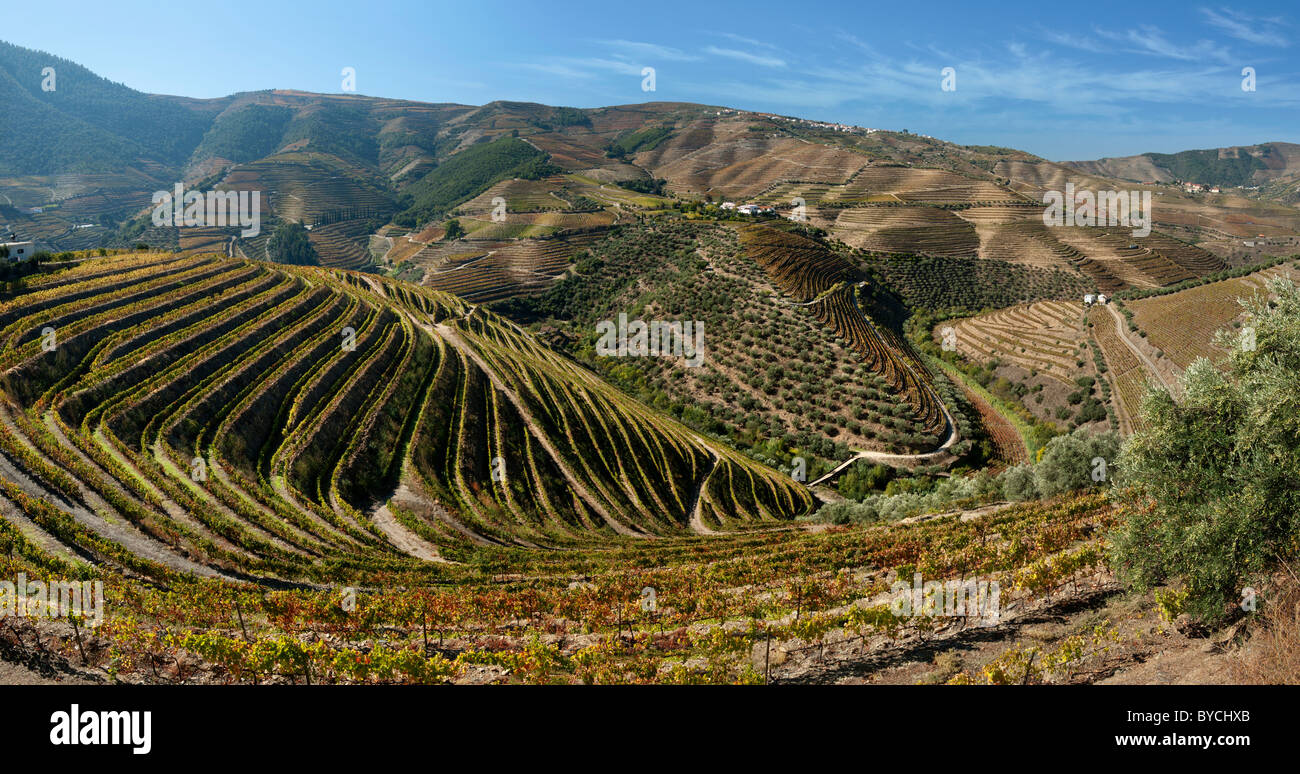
[809,418,958,487]
[0,659,97,686]
[686,450,719,535]
[1105,303,1178,394]
[369,494,445,562]
[808,289,960,488]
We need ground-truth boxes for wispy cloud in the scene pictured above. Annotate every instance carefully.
[1200,7,1289,47]
[835,31,878,56]
[715,32,784,51]
[596,39,699,62]
[1097,24,1234,64]
[1039,29,1110,54]
[522,18,1300,156]
[704,46,787,68]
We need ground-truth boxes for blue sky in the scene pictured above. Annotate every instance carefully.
[5,0,1298,160]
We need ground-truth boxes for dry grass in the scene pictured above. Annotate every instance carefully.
[1229,570,1300,684]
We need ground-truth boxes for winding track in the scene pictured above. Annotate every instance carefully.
[808,296,960,488]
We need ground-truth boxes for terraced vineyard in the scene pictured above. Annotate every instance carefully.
[964,219,1086,273]
[639,129,869,200]
[462,176,573,212]
[421,232,607,302]
[0,250,815,590]
[860,254,1094,312]
[1087,305,1150,433]
[1050,228,1226,290]
[754,166,1027,207]
[5,41,1298,693]
[738,225,949,441]
[307,220,377,270]
[178,227,231,256]
[1126,264,1298,369]
[948,301,1087,384]
[951,376,1028,472]
[222,153,395,224]
[1,487,1120,684]
[500,222,950,471]
[830,206,978,257]
[459,211,615,241]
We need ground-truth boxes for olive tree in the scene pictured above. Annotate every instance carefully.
[1111,278,1300,622]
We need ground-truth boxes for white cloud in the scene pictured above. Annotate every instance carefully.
[716,32,784,51]
[1039,29,1110,54]
[835,31,878,56]
[597,40,700,62]
[519,62,596,80]
[1097,24,1234,64]
[1200,7,1289,47]
[704,46,787,68]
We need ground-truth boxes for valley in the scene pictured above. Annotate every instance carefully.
[3,36,1300,688]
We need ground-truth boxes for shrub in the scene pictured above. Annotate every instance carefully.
[998,464,1038,501]
[1111,278,1300,623]
[1033,427,1120,497]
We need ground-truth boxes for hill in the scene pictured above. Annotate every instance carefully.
[0,250,815,589]
[1064,143,1300,188]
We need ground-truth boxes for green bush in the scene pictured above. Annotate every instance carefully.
[1111,277,1300,623]
[1033,427,1120,497]
[267,222,319,266]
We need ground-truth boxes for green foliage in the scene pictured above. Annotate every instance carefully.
[1033,427,1120,497]
[862,253,1093,313]
[619,177,668,196]
[281,103,379,166]
[1000,464,1038,501]
[835,462,897,500]
[607,126,673,158]
[0,40,211,173]
[267,222,319,265]
[191,103,294,163]
[1111,278,1300,623]
[442,219,465,240]
[395,137,552,227]
[815,427,1118,525]
[544,106,591,128]
[1146,147,1268,188]
[815,469,1001,525]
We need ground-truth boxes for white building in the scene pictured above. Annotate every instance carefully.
[1,241,35,261]
[1084,293,1096,306]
